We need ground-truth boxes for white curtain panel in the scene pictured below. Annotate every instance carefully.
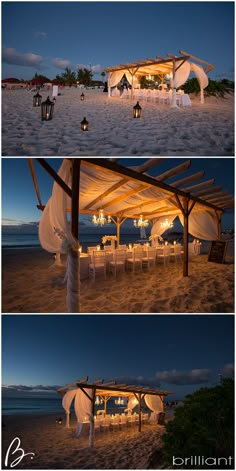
[173,61,191,88]
[62,388,78,413]
[108,70,125,88]
[125,71,139,87]
[145,394,163,421]
[190,62,209,89]
[74,388,93,437]
[179,210,218,240]
[127,395,139,411]
[39,159,74,253]
[151,215,178,237]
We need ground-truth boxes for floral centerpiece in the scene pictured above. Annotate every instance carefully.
[149,234,163,246]
[102,235,118,250]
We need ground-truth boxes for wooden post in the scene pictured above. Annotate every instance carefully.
[215,210,222,240]
[66,412,70,428]
[89,387,96,448]
[183,197,189,277]
[68,159,81,313]
[138,393,142,432]
[117,217,121,245]
[171,58,177,108]
[200,88,204,104]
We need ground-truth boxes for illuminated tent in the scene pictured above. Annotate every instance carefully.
[29,158,234,312]
[104,50,214,105]
[58,377,172,447]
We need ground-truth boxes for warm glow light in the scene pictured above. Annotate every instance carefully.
[160,218,174,230]
[134,215,149,228]
[92,209,111,226]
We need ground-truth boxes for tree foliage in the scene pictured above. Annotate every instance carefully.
[182,78,234,96]
[77,68,93,86]
[162,379,234,469]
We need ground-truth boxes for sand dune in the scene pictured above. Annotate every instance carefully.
[2,247,234,313]
[2,88,234,156]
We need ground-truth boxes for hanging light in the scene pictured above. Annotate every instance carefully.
[33,91,42,107]
[41,96,54,121]
[92,209,111,226]
[95,396,101,405]
[133,101,142,118]
[81,116,89,131]
[80,92,85,101]
[133,215,149,227]
[115,397,124,406]
[160,218,174,230]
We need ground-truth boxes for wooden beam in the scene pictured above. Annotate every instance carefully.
[179,50,215,71]
[183,179,215,193]
[170,170,205,188]
[132,158,166,173]
[81,159,224,213]
[205,192,229,201]
[193,185,222,198]
[101,184,149,210]
[27,159,43,207]
[155,160,191,181]
[83,177,130,210]
[36,158,72,198]
[71,159,81,240]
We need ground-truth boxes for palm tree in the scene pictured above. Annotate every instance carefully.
[101,71,106,83]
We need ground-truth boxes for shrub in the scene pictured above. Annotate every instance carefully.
[162,379,234,469]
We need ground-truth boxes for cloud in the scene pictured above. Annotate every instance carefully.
[112,376,161,388]
[52,58,73,69]
[154,368,212,385]
[2,218,28,226]
[33,31,47,39]
[220,363,234,378]
[77,63,103,74]
[3,384,60,392]
[2,48,43,68]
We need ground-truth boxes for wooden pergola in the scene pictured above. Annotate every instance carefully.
[28,157,234,311]
[104,50,215,101]
[57,376,173,446]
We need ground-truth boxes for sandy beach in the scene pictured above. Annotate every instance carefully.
[2,412,165,469]
[2,88,234,156]
[2,246,234,313]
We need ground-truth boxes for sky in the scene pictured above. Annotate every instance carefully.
[2,314,234,400]
[1,157,234,233]
[2,1,234,81]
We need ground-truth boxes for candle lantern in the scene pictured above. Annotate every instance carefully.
[81,117,89,131]
[80,92,85,101]
[33,91,42,107]
[133,101,142,118]
[41,96,54,121]
[58,417,62,425]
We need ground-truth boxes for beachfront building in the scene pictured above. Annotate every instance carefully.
[105,50,214,106]
[58,377,172,447]
[29,158,234,312]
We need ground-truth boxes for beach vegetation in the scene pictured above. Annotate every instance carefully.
[77,68,93,86]
[182,78,234,97]
[162,378,234,469]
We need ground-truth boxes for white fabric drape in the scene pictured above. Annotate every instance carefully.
[62,388,77,413]
[151,215,177,237]
[173,61,191,89]
[108,70,125,88]
[39,160,74,253]
[179,210,218,240]
[145,394,163,421]
[190,62,209,89]
[125,71,139,88]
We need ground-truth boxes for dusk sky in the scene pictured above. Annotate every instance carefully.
[2,2,234,81]
[2,315,234,400]
[2,157,234,232]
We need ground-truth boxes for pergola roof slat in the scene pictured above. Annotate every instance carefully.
[155,160,191,182]
[170,170,205,188]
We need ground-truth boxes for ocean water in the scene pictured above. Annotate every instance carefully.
[2,396,128,416]
[2,397,63,415]
[2,232,151,250]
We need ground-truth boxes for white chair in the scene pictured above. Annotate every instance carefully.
[142,247,156,270]
[170,244,182,262]
[88,246,98,254]
[126,247,143,272]
[101,416,111,432]
[120,414,127,427]
[156,246,171,264]
[111,415,120,430]
[89,251,107,281]
[109,249,126,277]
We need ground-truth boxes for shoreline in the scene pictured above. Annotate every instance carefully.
[2,247,234,313]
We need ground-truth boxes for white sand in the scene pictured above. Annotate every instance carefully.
[2,88,234,156]
[2,247,234,313]
[2,412,165,469]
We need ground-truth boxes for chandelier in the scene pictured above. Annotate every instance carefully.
[92,209,111,226]
[133,215,149,228]
[115,397,125,406]
[95,396,103,406]
[160,218,174,230]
